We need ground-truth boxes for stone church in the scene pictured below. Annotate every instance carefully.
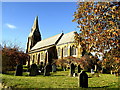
[26,16,83,66]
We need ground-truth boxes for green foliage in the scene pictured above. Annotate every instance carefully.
[1,71,119,88]
[73,1,120,74]
[102,48,120,73]
[73,2,120,53]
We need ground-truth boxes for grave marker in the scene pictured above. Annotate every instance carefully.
[78,65,81,73]
[52,63,56,72]
[44,64,50,76]
[70,63,75,77]
[29,64,38,76]
[15,64,23,76]
[78,71,88,88]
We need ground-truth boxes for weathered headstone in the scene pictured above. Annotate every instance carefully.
[52,63,57,72]
[15,64,23,76]
[29,64,38,76]
[78,71,88,88]
[44,64,50,76]
[70,63,75,77]
[78,65,81,73]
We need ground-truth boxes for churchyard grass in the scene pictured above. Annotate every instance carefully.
[1,71,119,88]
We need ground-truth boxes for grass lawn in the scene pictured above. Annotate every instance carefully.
[1,71,119,88]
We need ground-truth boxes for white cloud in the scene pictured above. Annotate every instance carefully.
[6,23,16,29]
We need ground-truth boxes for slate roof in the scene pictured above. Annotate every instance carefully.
[30,33,63,51]
[57,31,76,45]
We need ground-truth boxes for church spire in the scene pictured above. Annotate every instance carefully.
[32,16,39,31]
[26,16,42,53]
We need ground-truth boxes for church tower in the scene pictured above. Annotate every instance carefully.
[26,16,41,53]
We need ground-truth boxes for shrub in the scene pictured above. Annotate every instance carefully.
[1,43,29,73]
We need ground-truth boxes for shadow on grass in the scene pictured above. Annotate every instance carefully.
[89,86,109,88]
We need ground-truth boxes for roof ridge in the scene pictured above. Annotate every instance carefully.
[64,31,76,35]
[57,31,77,45]
[37,33,63,42]
[30,32,64,51]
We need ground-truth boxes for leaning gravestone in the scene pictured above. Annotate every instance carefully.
[44,64,50,76]
[70,63,75,77]
[78,71,88,88]
[52,63,56,72]
[15,64,23,76]
[29,64,38,76]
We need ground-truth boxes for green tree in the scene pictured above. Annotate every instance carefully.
[73,1,120,72]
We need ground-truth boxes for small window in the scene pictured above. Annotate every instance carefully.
[70,45,76,56]
[41,53,44,60]
[63,46,68,56]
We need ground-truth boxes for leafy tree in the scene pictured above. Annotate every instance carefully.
[102,48,120,73]
[73,1,120,72]
[54,55,99,71]
[78,54,99,71]
[1,43,29,73]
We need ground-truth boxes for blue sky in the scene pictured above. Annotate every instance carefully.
[2,2,79,51]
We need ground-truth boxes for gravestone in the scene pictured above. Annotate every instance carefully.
[78,65,81,73]
[29,64,38,76]
[70,63,75,77]
[44,64,50,76]
[52,63,56,72]
[78,71,88,88]
[15,64,23,76]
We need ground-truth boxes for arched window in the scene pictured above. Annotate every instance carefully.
[58,47,61,57]
[63,46,68,56]
[36,54,37,61]
[41,53,44,60]
[70,45,76,56]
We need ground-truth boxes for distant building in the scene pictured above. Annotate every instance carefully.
[26,16,83,66]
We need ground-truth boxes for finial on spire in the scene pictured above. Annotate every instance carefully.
[36,16,38,20]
